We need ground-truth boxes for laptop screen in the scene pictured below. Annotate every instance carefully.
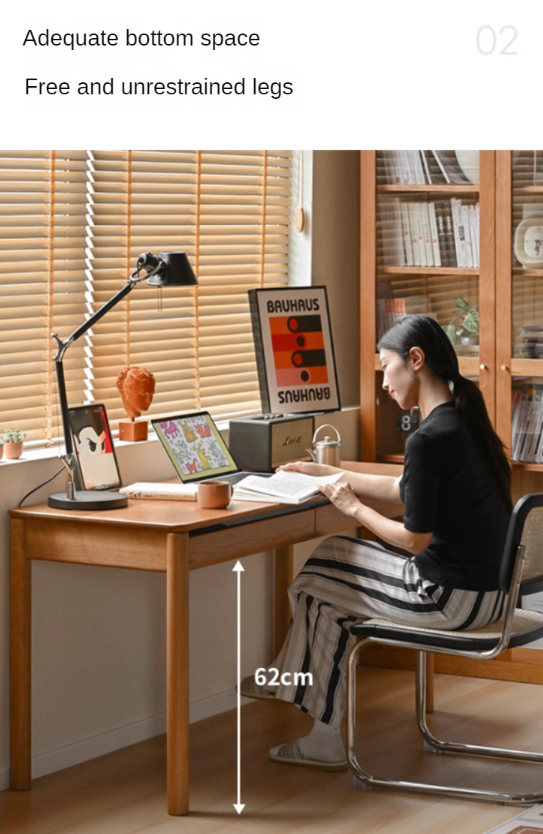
[151,411,240,483]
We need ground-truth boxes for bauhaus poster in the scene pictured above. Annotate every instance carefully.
[248,287,341,414]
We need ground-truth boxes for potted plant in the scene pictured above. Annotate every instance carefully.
[443,296,480,347]
[3,428,28,460]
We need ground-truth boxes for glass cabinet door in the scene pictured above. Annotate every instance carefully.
[497,151,543,471]
[363,150,494,463]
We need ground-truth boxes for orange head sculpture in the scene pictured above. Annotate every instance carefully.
[116,366,156,420]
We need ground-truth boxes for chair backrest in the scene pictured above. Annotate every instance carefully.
[500,493,543,595]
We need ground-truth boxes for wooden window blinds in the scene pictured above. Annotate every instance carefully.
[0,150,291,445]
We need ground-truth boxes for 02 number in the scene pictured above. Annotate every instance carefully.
[476,25,518,56]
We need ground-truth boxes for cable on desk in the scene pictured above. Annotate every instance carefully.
[18,466,65,507]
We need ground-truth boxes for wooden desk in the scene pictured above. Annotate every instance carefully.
[9,461,401,816]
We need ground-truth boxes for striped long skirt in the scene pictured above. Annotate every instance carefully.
[270,535,505,728]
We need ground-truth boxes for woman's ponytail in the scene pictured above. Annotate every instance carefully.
[451,374,513,513]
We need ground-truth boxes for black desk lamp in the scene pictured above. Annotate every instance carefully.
[48,252,198,510]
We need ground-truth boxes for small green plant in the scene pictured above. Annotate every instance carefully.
[3,428,28,444]
[443,296,480,345]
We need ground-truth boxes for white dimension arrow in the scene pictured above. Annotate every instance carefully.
[233,560,245,814]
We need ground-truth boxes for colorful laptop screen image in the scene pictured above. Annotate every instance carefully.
[152,412,238,482]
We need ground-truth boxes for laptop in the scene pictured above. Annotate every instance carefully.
[151,411,273,486]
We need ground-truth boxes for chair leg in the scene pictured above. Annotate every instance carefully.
[346,641,543,805]
[415,650,543,764]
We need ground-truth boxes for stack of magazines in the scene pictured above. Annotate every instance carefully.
[380,151,473,186]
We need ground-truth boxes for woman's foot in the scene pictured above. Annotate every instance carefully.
[269,719,347,769]
[269,739,348,771]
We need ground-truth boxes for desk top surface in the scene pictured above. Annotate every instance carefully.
[9,461,402,532]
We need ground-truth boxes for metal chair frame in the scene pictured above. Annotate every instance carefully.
[346,493,543,805]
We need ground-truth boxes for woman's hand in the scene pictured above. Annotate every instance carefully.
[318,482,361,518]
[275,461,334,477]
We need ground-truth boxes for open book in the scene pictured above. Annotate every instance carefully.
[233,470,345,504]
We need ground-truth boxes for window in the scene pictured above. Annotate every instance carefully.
[0,150,291,444]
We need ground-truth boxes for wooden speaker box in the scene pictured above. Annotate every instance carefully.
[228,415,315,472]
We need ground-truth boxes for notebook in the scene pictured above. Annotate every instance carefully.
[151,411,273,486]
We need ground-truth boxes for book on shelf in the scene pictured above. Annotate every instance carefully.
[421,203,435,266]
[462,204,474,268]
[431,151,472,185]
[377,197,406,265]
[413,203,427,266]
[400,202,414,266]
[383,151,428,185]
[511,385,543,463]
[428,203,441,267]
[434,202,452,267]
[420,151,432,184]
[408,203,422,266]
[450,198,466,267]
[233,470,345,504]
[378,197,479,268]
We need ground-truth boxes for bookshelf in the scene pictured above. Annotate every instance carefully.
[362,150,543,496]
[359,150,543,686]
[360,150,495,466]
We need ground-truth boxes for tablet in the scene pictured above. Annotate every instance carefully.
[67,404,122,491]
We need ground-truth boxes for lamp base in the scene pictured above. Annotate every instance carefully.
[48,490,128,510]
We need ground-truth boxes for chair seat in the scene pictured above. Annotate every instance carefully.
[350,608,543,652]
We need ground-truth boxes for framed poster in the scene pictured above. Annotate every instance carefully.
[248,287,341,414]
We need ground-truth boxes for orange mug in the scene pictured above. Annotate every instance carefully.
[197,480,232,509]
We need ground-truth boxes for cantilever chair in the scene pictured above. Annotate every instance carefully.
[346,492,543,805]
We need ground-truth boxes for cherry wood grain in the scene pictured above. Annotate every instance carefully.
[10,519,31,791]
[166,533,190,815]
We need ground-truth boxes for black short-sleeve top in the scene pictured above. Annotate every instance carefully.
[398,401,510,591]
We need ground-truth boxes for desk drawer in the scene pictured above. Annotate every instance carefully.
[189,510,316,569]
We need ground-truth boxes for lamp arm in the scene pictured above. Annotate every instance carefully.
[51,257,164,362]
[50,279,138,466]
[50,263,156,467]
[52,279,136,362]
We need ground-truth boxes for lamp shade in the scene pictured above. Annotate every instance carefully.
[146,252,198,287]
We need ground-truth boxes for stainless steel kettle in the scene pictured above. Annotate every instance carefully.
[306,424,342,467]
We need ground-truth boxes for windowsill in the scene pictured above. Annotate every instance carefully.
[2,406,361,466]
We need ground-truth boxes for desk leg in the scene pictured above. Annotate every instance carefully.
[10,518,31,790]
[274,545,293,657]
[166,533,190,816]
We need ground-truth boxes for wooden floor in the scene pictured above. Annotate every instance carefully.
[3,667,543,834]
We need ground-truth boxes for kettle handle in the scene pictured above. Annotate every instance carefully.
[312,424,341,444]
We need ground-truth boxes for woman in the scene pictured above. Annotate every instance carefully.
[241,314,513,771]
